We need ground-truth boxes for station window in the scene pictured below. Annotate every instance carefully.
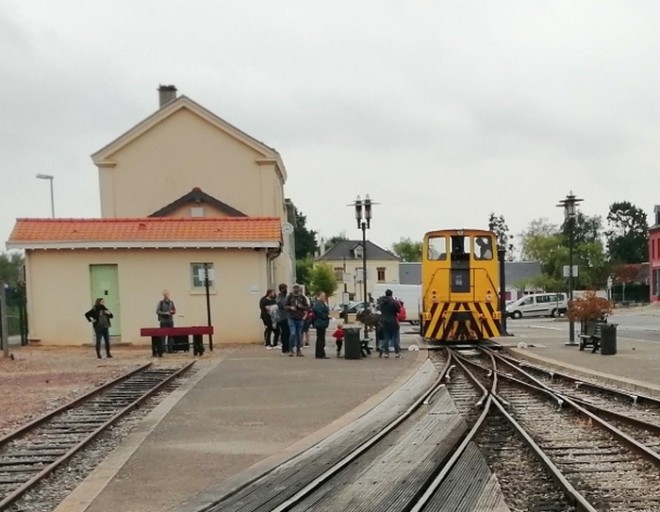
[427,236,447,260]
[334,267,344,280]
[377,267,386,282]
[191,263,215,290]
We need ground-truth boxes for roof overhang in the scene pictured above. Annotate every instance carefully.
[7,240,280,251]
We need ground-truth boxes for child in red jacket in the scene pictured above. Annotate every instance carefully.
[332,324,345,358]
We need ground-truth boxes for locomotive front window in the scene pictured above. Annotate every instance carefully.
[451,235,470,259]
[427,236,447,260]
[474,236,493,260]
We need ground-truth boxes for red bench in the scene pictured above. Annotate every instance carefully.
[140,326,214,357]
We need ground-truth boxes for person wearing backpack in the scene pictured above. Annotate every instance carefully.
[285,284,309,357]
[312,292,330,359]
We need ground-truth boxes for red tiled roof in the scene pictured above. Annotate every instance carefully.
[8,217,282,247]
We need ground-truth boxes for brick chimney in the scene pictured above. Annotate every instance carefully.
[158,85,177,108]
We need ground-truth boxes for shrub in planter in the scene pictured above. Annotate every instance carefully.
[567,291,613,323]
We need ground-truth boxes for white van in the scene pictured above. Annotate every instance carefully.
[371,284,421,324]
[506,293,568,319]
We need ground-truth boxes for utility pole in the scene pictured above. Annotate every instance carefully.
[498,248,508,336]
[203,263,213,351]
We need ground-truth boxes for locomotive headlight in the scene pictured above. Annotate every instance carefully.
[485,292,493,302]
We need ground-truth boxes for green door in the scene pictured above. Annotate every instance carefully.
[90,264,121,336]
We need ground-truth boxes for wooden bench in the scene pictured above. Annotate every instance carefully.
[578,322,603,353]
[140,326,213,357]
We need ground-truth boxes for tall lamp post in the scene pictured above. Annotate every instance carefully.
[35,174,55,218]
[354,195,372,341]
[557,191,583,346]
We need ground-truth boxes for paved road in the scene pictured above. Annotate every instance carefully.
[508,315,660,344]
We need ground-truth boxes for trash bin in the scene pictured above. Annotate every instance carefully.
[344,327,362,360]
[600,323,617,355]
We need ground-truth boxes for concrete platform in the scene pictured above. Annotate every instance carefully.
[502,324,660,397]
[55,339,425,512]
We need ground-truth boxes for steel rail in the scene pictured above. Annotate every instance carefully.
[489,396,597,512]
[0,362,194,510]
[568,395,660,435]
[267,351,455,512]
[496,351,659,406]
[449,351,597,512]
[490,351,660,467]
[0,362,152,446]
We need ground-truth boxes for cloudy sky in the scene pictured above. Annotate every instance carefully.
[2,1,659,254]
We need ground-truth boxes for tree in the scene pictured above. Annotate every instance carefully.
[391,238,422,262]
[606,201,649,264]
[520,218,608,290]
[488,213,515,258]
[296,257,314,288]
[0,251,24,285]
[563,212,603,246]
[293,208,318,260]
[327,232,348,248]
[309,263,338,298]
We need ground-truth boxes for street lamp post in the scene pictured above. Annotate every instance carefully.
[35,174,55,218]
[557,191,583,346]
[354,195,373,341]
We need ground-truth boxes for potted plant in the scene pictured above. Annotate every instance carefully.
[567,291,613,334]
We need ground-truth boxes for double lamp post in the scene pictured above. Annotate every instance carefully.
[557,191,583,346]
[353,195,372,341]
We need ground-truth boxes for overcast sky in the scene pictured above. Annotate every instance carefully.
[2,1,659,254]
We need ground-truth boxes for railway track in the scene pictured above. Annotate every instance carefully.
[463,349,660,511]
[0,362,194,511]
[495,353,660,454]
[414,351,581,512]
[191,347,660,511]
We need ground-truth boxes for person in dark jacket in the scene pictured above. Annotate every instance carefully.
[156,289,176,355]
[85,298,114,359]
[274,283,290,354]
[286,284,309,357]
[378,290,401,358]
[312,292,330,359]
[259,289,277,349]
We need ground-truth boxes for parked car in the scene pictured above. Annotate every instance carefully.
[506,293,568,319]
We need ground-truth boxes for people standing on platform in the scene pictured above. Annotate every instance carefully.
[378,289,401,359]
[332,323,345,357]
[85,298,114,359]
[312,292,330,359]
[274,283,290,354]
[259,289,278,349]
[286,284,309,357]
[156,289,176,356]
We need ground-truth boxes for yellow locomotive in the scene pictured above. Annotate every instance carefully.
[421,228,501,342]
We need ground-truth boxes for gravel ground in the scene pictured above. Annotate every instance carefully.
[5,368,199,512]
[0,346,156,437]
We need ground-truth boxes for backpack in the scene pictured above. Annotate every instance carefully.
[397,304,407,322]
[268,304,280,325]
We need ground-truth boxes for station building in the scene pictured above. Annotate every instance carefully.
[7,86,295,346]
